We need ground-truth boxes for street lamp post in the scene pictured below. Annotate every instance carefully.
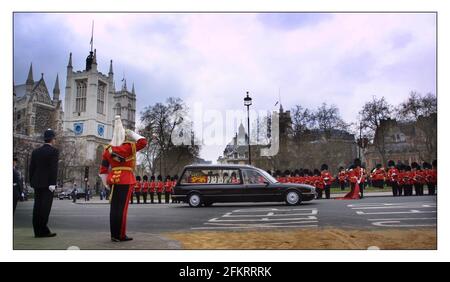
[243,91,252,165]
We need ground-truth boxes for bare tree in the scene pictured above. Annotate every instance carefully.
[312,103,348,134]
[397,91,437,121]
[291,105,313,139]
[359,96,393,165]
[140,97,200,176]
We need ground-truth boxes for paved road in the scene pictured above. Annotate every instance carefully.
[13,195,436,249]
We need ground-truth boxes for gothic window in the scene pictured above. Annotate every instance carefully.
[115,103,121,116]
[97,82,106,114]
[127,103,133,121]
[75,80,87,113]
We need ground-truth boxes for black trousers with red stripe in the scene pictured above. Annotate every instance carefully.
[110,185,132,240]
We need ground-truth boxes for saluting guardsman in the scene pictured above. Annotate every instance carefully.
[156,175,164,203]
[387,160,400,196]
[99,116,147,242]
[164,175,172,203]
[133,175,142,204]
[29,129,59,238]
[149,175,156,203]
[142,175,149,204]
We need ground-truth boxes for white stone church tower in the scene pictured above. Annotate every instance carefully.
[63,47,136,186]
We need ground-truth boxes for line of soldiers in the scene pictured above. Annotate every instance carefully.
[130,175,179,204]
[270,159,437,198]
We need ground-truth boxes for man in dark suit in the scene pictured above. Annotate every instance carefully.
[29,129,59,238]
[13,157,23,215]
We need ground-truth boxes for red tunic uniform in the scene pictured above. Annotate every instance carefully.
[157,181,165,193]
[338,171,347,184]
[149,181,156,193]
[165,181,173,193]
[134,182,142,193]
[348,167,365,184]
[371,168,386,181]
[99,139,148,185]
[141,181,149,193]
[387,168,399,184]
[321,171,334,186]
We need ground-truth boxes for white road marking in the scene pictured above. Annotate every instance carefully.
[208,216,318,222]
[351,205,436,210]
[356,210,436,215]
[367,217,436,221]
[371,221,436,227]
[191,225,318,230]
[194,208,319,230]
[350,201,437,228]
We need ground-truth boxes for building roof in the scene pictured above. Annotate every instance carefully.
[14,82,39,98]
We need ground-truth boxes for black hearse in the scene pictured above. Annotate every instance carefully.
[172,164,316,207]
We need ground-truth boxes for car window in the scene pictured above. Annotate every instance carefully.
[242,169,268,185]
[180,169,241,184]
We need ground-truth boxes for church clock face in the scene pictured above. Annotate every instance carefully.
[97,124,105,137]
[73,123,83,135]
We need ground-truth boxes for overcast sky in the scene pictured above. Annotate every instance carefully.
[13,13,436,162]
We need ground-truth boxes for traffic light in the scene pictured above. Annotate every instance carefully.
[84,166,89,179]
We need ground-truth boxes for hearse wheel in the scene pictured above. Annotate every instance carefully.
[188,193,202,208]
[285,190,301,206]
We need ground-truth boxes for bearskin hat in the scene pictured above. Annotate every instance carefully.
[143,175,148,181]
[157,175,162,181]
[387,160,395,167]
[136,175,141,181]
[150,175,155,181]
[353,158,362,167]
[321,164,328,171]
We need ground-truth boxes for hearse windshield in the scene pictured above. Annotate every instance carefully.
[256,168,279,184]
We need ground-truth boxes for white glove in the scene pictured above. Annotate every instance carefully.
[99,174,109,189]
[126,129,144,141]
[49,185,56,192]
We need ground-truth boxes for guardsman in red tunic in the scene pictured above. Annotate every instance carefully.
[348,159,365,199]
[387,160,400,196]
[313,169,324,199]
[400,165,413,196]
[424,160,437,195]
[431,160,437,195]
[149,175,156,203]
[171,175,179,203]
[321,164,334,199]
[411,162,425,196]
[337,166,347,191]
[156,175,164,204]
[132,175,142,204]
[99,116,147,242]
[370,164,386,188]
[164,175,172,203]
[141,175,149,204]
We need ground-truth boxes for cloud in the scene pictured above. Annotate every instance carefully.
[13,13,436,162]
